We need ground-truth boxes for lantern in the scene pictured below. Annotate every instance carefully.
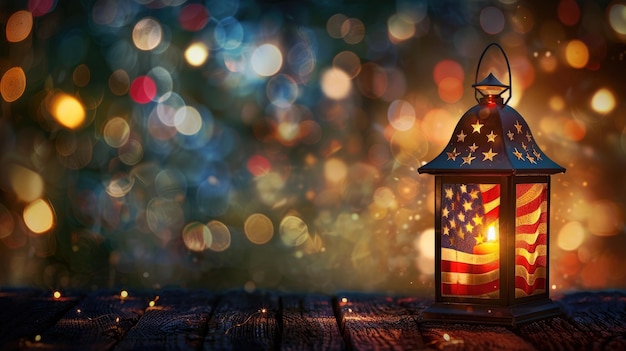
[418,43,565,326]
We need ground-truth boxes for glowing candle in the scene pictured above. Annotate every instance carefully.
[473,226,499,255]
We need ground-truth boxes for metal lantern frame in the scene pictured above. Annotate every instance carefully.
[418,43,565,326]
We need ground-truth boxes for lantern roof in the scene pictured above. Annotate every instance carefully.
[418,103,565,175]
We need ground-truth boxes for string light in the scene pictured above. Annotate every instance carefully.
[224,308,268,335]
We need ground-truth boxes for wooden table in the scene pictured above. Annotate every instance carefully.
[1,287,624,350]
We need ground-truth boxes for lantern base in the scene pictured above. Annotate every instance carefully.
[420,299,562,327]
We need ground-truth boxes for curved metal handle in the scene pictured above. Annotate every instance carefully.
[474,42,512,105]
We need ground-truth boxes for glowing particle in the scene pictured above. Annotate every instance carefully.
[53,291,61,299]
[6,10,33,42]
[149,300,155,307]
[279,215,309,247]
[564,40,589,69]
[120,290,129,299]
[1,66,27,102]
[251,44,283,76]
[608,3,626,35]
[321,68,351,100]
[132,17,162,51]
[557,221,585,251]
[207,220,231,252]
[9,164,44,202]
[185,42,209,67]
[341,297,348,303]
[178,3,210,32]
[387,13,415,42]
[49,92,86,129]
[23,198,55,234]
[130,76,157,104]
[103,117,131,148]
[387,99,416,131]
[443,333,450,342]
[35,335,41,342]
[590,88,616,114]
[244,213,274,245]
[182,221,212,252]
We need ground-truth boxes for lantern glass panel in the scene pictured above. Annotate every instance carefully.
[440,182,500,299]
[515,183,548,298]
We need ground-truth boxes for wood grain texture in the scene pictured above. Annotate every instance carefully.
[113,289,215,351]
[280,293,344,351]
[203,290,280,351]
[0,288,624,351]
[335,293,428,350]
[20,290,149,351]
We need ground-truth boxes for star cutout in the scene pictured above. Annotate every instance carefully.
[446,147,461,161]
[445,187,454,199]
[459,184,467,193]
[468,143,479,152]
[442,207,450,218]
[521,142,528,151]
[514,120,523,133]
[471,120,484,133]
[461,153,476,165]
[443,225,450,235]
[507,130,515,141]
[456,130,467,142]
[533,149,543,161]
[513,148,524,160]
[526,132,532,142]
[482,148,498,161]
[487,130,497,142]
[526,153,537,164]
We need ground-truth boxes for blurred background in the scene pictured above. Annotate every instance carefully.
[0,0,624,295]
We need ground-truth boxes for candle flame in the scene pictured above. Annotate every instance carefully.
[487,226,496,241]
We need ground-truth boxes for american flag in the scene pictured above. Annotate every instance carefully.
[441,183,500,298]
[515,183,548,297]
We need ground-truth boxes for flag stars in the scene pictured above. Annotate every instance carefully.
[459,184,467,193]
[513,148,524,160]
[471,120,484,133]
[465,222,475,233]
[526,132,532,142]
[442,207,450,218]
[487,130,497,142]
[472,214,484,226]
[462,200,473,212]
[507,130,515,141]
[456,130,467,142]
[514,120,523,133]
[446,148,461,161]
[443,225,450,235]
[468,143,479,152]
[461,153,476,165]
[526,153,537,164]
[457,212,466,223]
[533,148,542,161]
[445,188,454,199]
[482,148,497,161]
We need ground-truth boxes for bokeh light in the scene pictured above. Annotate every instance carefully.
[590,88,616,114]
[1,67,27,102]
[23,199,55,234]
[132,17,163,51]
[6,10,33,42]
[0,0,624,295]
[251,44,283,77]
[49,92,86,129]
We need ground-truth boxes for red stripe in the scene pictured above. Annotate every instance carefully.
[514,276,546,296]
[515,255,546,274]
[516,191,545,217]
[442,260,500,275]
[442,280,500,296]
[516,212,547,236]
[515,235,547,253]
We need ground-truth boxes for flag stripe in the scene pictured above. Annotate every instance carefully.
[442,280,500,296]
[515,183,548,296]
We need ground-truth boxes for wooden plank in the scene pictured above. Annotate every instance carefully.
[280,293,344,351]
[0,288,81,350]
[515,291,626,350]
[20,289,149,351]
[113,289,214,351]
[334,293,427,351]
[204,290,280,350]
[400,297,537,351]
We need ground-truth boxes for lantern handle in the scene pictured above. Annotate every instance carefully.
[474,42,512,105]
